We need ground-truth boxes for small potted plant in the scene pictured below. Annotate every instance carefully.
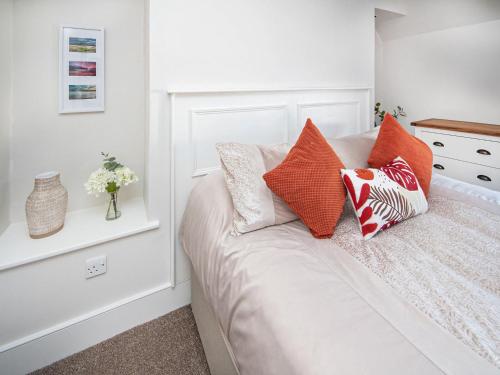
[374,102,407,127]
[85,153,139,220]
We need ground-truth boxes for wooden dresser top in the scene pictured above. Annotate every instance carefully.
[411,118,500,137]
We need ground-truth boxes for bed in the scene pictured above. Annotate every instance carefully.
[165,88,500,374]
[181,167,500,375]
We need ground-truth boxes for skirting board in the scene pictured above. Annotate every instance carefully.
[0,280,191,375]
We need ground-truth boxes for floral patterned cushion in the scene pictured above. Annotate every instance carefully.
[341,156,428,240]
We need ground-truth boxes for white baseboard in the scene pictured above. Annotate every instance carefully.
[0,280,191,375]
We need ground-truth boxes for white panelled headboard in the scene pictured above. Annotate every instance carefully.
[154,87,373,286]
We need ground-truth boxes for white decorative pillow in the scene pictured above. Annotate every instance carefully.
[327,129,378,168]
[341,156,428,240]
[216,143,297,234]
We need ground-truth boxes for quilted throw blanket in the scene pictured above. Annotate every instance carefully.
[332,195,500,368]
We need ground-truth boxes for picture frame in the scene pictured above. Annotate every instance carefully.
[59,26,105,113]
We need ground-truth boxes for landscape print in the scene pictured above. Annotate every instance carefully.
[61,27,104,112]
[69,61,96,76]
[69,85,96,100]
[69,37,96,53]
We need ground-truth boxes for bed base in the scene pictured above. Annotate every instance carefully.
[191,269,240,375]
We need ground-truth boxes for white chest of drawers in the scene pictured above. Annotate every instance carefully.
[412,119,500,191]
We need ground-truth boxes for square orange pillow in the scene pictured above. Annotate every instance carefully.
[368,114,433,196]
[263,119,346,239]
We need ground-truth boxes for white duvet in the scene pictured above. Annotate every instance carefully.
[180,172,500,375]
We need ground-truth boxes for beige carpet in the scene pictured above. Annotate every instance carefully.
[31,306,210,375]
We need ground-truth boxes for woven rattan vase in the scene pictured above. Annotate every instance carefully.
[26,172,68,239]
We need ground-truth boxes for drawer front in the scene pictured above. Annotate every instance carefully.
[418,130,500,168]
[432,156,500,191]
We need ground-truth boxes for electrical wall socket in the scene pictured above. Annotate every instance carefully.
[86,255,107,279]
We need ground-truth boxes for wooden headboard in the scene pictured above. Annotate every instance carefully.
[149,86,373,286]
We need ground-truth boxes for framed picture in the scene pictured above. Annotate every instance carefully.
[59,26,104,113]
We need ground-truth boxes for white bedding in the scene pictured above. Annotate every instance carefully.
[180,172,500,375]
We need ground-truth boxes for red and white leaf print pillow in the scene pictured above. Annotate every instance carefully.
[341,156,428,240]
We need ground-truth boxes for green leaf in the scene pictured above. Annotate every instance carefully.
[103,162,114,170]
[100,152,124,171]
[106,181,118,193]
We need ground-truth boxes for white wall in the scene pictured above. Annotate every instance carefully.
[9,0,146,222]
[376,0,500,129]
[374,0,407,16]
[0,1,191,374]
[150,0,375,90]
[377,0,500,41]
[0,0,13,234]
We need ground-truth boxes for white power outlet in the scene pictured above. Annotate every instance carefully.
[86,255,107,279]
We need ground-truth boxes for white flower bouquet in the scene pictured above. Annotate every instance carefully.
[85,153,139,220]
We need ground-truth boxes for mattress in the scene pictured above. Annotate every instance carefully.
[180,172,500,375]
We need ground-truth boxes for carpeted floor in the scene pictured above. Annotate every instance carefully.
[31,306,210,375]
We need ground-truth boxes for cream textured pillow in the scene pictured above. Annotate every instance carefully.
[327,129,378,168]
[216,143,297,234]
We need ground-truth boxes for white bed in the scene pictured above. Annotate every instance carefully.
[180,167,500,375]
[164,88,500,374]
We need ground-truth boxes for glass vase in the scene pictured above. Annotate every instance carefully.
[105,191,121,220]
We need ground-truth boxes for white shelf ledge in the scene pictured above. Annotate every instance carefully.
[0,198,159,272]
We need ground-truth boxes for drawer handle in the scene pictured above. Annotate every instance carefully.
[477,175,492,182]
[433,164,445,170]
[477,149,491,156]
[433,141,444,147]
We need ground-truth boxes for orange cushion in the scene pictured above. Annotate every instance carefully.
[368,114,433,196]
[263,119,346,238]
